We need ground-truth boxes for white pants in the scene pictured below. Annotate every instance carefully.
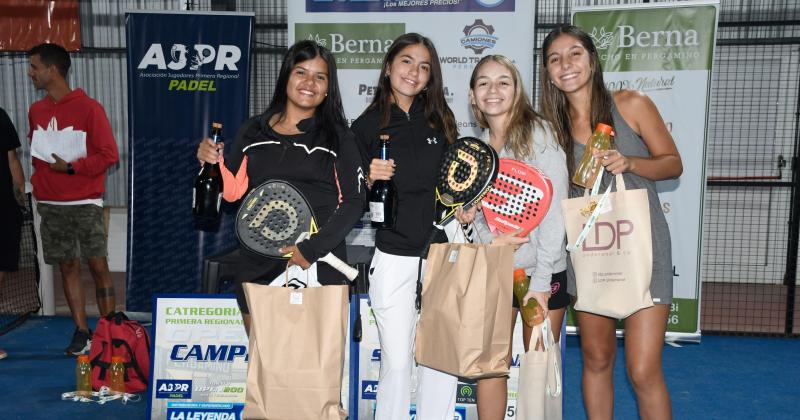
[369,248,457,420]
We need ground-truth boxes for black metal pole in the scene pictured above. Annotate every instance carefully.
[783,47,800,336]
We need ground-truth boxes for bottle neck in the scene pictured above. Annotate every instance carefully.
[379,142,389,160]
[211,130,222,144]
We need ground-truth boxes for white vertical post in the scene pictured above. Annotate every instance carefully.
[32,196,55,316]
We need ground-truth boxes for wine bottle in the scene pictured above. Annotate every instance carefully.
[193,122,224,224]
[369,134,397,229]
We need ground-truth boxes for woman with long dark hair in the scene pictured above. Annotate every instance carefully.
[350,33,459,419]
[540,25,682,420]
[197,40,364,331]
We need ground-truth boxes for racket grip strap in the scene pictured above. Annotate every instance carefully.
[319,253,359,281]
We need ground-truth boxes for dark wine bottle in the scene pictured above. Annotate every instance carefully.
[369,134,396,229]
[193,122,224,224]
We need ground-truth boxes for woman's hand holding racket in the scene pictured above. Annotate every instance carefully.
[197,138,223,164]
[278,245,312,269]
[454,205,478,224]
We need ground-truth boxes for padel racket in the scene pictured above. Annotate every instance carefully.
[235,180,358,281]
[433,137,499,226]
[481,158,553,237]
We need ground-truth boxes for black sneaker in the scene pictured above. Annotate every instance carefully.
[65,327,92,356]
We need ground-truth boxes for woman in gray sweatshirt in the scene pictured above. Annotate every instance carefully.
[457,54,569,420]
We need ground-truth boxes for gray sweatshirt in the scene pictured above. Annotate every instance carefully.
[473,121,568,293]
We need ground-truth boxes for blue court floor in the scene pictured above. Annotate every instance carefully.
[0,316,797,419]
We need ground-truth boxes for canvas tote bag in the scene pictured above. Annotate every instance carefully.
[516,318,562,420]
[561,173,653,319]
[415,242,515,379]
[242,281,348,420]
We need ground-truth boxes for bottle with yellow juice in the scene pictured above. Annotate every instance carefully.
[513,268,545,327]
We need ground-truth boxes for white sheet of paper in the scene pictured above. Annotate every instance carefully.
[30,129,87,164]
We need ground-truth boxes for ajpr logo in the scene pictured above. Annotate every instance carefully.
[137,43,242,71]
[590,25,700,50]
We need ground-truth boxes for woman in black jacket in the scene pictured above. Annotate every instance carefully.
[197,40,365,332]
[350,33,458,420]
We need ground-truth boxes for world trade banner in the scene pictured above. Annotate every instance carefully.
[290,0,535,137]
[125,11,253,312]
[573,1,720,340]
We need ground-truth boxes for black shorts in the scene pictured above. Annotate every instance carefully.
[0,205,22,272]
[512,270,569,310]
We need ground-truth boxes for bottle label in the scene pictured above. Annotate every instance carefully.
[369,202,385,222]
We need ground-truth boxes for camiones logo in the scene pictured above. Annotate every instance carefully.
[461,19,497,54]
[296,23,405,69]
[476,0,506,6]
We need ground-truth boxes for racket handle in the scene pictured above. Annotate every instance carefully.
[319,253,359,281]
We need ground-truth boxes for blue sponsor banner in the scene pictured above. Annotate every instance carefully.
[166,402,244,420]
[124,12,253,311]
[156,379,193,399]
[306,0,515,13]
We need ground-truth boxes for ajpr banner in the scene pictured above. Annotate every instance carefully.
[125,11,253,312]
[573,1,720,341]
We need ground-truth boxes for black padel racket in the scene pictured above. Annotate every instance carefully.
[236,180,358,281]
[433,137,499,226]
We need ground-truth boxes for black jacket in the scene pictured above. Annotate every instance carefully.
[351,97,449,256]
[225,113,365,268]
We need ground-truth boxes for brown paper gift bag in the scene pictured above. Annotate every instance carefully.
[561,173,653,319]
[242,283,348,420]
[516,318,562,420]
[415,243,514,379]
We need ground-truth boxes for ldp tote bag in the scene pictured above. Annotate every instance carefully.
[242,282,348,420]
[561,173,653,319]
[415,242,515,379]
[516,318,562,420]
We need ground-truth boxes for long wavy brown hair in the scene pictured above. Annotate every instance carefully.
[469,55,545,160]
[539,25,614,180]
[364,33,458,143]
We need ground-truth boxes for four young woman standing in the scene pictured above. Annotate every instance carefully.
[210,24,681,419]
